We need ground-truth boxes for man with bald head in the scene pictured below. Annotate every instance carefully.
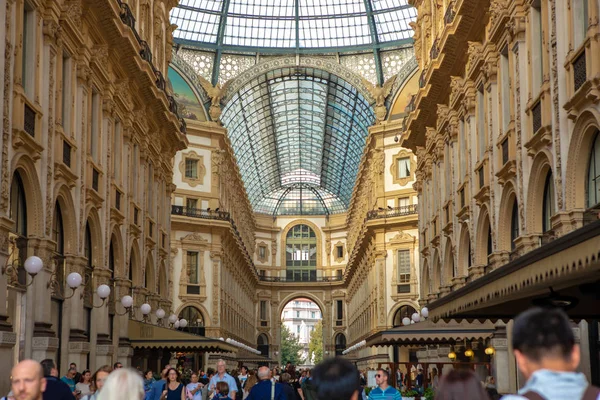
[246,366,287,400]
[11,360,46,400]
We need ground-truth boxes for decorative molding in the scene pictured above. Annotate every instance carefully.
[390,149,416,186]
[178,151,206,187]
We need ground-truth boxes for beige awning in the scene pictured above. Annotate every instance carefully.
[365,319,496,347]
[128,320,238,353]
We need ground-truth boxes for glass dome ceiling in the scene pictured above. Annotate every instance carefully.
[221,67,375,215]
[170,0,416,52]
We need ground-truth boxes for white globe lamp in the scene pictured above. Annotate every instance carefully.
[121,295,134,308]
[66,272,83,289]
[96,284,111,299]
[179,319,188,328]
[402,317,411,326]
[24,256,43,276]
[168,314,178,324]
[421,307,429,318]
[174,320,180,329]
[140,303,151,315]
[156,308,166,319]
[411,312,421,323]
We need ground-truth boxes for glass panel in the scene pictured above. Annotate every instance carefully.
[398,249,410,283]
[185,159,198,178]
[397,157,410,178]
[187,251,199,284]
[543,172,555,232]
[588,131,600,208]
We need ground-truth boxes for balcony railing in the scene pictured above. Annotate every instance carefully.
[573,50,587,92]
[116,0,186,134]
[259,275,344,283]
[366,204,418,220]
[444,1,456,24]
[532,100,541,134]
[171,205,231,221]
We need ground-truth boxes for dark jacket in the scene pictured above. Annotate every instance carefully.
[43,376,74,400]
[282,383,296,400]
[247,379,287,400]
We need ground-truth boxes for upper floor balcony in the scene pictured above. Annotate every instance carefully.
[171,205,231,221]
[367,204,418,220]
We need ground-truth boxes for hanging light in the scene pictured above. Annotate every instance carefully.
[448,351,456,360]
[421,307,429,319]
[485,346,495,355]
[465,348,474,358]
[402,317,411,326]
[411,312,421,323]
[168,314,178,325]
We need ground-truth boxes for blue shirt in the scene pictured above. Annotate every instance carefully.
[60,376,76,392]
[186,382,203,400]
[209,373,238,397]
[501,369,598,400]
[247,380,287,400]
[368,386,402,400]
[146,379,167,400]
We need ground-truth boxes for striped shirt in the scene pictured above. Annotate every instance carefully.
[368,386,402,400]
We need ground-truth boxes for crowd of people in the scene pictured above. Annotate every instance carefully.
[5,308,600,400]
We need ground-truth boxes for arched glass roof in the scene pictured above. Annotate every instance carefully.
[170,0,416,52]
[221,67,374,215]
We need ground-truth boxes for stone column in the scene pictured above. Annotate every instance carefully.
[64,256,90,370]
[114,278,132,365]
[375,250,388,331]
[491,325,512,394]
[0,222,17,395]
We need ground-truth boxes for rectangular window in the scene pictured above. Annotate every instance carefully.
[133,145,139,199]
[311,312,315,318]
[186,198,198,210]
[336,269,343,278]
[187,251,199,284]
[62,54,72,134]
[477,85,486,160]
[573,0,589,49]
[259,269,265,277]
[336,245,343,259]
[185,159,198,179]
[90,91,100,162]
[501,138,509,165]
[259,246,266,259]
[459,119,467,179]
[63,140,72,168]
[22,2,35,98]
[296,311,300,318]
[147,164,154,214]
[501,47,511,132]
[336,300,343,320]
[398,197,410,208]
[398,250,411,283]
[531,0,543,92]
[260,301,267,321]
[297,325,300,334]
[113,121,121,182]
[397,157,411,178]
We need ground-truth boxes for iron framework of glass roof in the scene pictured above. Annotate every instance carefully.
[221,67,375,216]
[170,0,416,84]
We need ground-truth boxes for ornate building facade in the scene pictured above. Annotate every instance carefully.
[0,0,186,393]
[403,0,600,391]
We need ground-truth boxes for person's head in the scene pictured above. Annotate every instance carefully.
[231,369,239,377]
[485,376,495,386]
[281,373,291,383]
[257,366,270,381]
[81,370,91,383]
[512,307,579,380]
[191,373,199,383]
[435,370,489,400]
[432,368,438,377]
[312,358,360,400]
[375,369,389,388]
[113,362,123,370]
[240,366,248,375]
[11,360,46,400]
[207,368,215,378]
[166,368,180,383]
[90,365,112,393]
[39,359,55,378]
[216,382,229,397]
[216,359,226,375]
[144,370,153,380]
[96,368,144,400]
[65,368,77,380]
[69,363,77,372]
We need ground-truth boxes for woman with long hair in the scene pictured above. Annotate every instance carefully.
[81,366,112,400]
[435,369,490,400]
[160,368,185,400]
[243,371,258,400]
[76,369,92,397]
[97,368,144,400]
[144,370,156,394]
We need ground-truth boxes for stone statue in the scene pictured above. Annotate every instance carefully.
[362,75,397,124]
[197,75,231,123]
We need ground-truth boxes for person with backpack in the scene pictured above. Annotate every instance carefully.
[501,307,600,400]
[246,366,287,400]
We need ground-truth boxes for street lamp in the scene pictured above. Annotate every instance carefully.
[57,271,111,307]
[1,255,44,287]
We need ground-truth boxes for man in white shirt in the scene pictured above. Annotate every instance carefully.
[186,372,203,400]
[238,366,249,390]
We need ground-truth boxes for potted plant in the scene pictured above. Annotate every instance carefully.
[423,387,435,400]
[401,389,420,400]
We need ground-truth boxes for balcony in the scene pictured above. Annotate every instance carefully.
[171,205,231,221]
[258,274,343,283]
[366,204,418,220]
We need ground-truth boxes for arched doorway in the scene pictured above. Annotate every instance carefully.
[280,297,324,368]
[334,333,346,356]
[392,305,417,327]
[257,333,269,357]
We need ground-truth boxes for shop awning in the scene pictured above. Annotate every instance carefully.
[365,319,496,347]
[128,320,238,353]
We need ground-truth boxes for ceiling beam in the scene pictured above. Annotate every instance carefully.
[362,0,384,85]
[211,0,231,85]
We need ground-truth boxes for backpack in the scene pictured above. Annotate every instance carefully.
[521,385,600,400]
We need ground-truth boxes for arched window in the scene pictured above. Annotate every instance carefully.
[392,305,417,327]
[487,224,493,259]
[587,131,600,208]
[511,200,519,251]
[179,306,204,327]
[285,224,317,281]
[109,240,115,279]
[129,251,134,282]
[10,173,27,236]
[335,333,347,356]
[85,221,92,268]
[257,333,269,356]
[543,172,555,232]
[52,203,64,255]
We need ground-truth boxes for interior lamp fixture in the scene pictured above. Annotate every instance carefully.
[448,350,457,360]
[402,317,411,326]
[116,295,134,316]
[1,255,44,287]
[464,348,474,358]
[485,345,495,355]
[62,271,111,307]
[156,308,166,320]
[179,319,188,328]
